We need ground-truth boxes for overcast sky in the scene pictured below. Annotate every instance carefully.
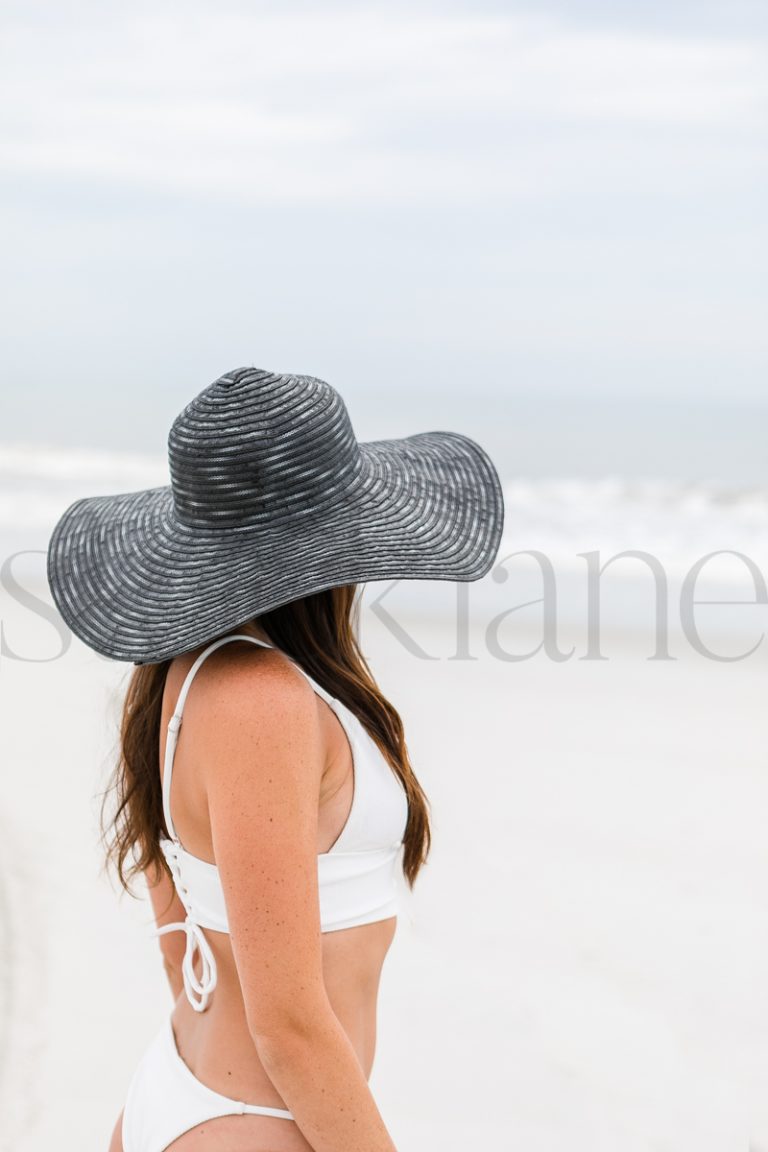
[1,0,766,452]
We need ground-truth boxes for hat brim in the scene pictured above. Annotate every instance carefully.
[46,431,505,663]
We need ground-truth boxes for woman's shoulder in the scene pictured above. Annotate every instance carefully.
[165,636,321,742]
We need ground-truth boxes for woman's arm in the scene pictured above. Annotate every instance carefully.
[145,861,186,1002]
[200,651,399,1152]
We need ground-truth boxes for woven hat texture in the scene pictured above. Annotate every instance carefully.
[47,367,505,663]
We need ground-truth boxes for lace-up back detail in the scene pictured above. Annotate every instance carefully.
[156,633,409,1012]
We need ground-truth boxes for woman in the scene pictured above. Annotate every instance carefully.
[47,367,505,1152]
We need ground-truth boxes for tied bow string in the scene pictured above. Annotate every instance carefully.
[155,917,217,1013]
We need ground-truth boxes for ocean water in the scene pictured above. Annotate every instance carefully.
[355,390,768,491]
[1,397,767,651]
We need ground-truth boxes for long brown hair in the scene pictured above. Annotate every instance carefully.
[103,584,431,893]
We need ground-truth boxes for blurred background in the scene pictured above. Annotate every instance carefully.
[1,2,766,1149]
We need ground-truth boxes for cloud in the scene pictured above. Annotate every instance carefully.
[0,3,765,417]
[0,8,765,202]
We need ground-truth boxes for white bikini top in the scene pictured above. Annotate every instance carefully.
[154,633,410,1012]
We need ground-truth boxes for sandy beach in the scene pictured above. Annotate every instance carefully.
[2,0,766,1146]
[1,582,766,1151]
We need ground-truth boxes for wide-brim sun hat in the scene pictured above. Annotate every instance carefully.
[47,367,505,664]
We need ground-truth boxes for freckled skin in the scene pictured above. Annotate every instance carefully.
[109,626,399,1152]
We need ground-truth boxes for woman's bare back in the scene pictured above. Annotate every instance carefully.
[110,630,399,1151]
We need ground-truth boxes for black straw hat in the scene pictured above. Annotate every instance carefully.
[46,367,505,663]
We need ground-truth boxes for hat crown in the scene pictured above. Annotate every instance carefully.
[168,368,363,529]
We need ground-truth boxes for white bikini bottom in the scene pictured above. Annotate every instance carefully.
[121,1018,295,1152]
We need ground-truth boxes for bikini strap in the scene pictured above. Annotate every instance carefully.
[162,633,275,843]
